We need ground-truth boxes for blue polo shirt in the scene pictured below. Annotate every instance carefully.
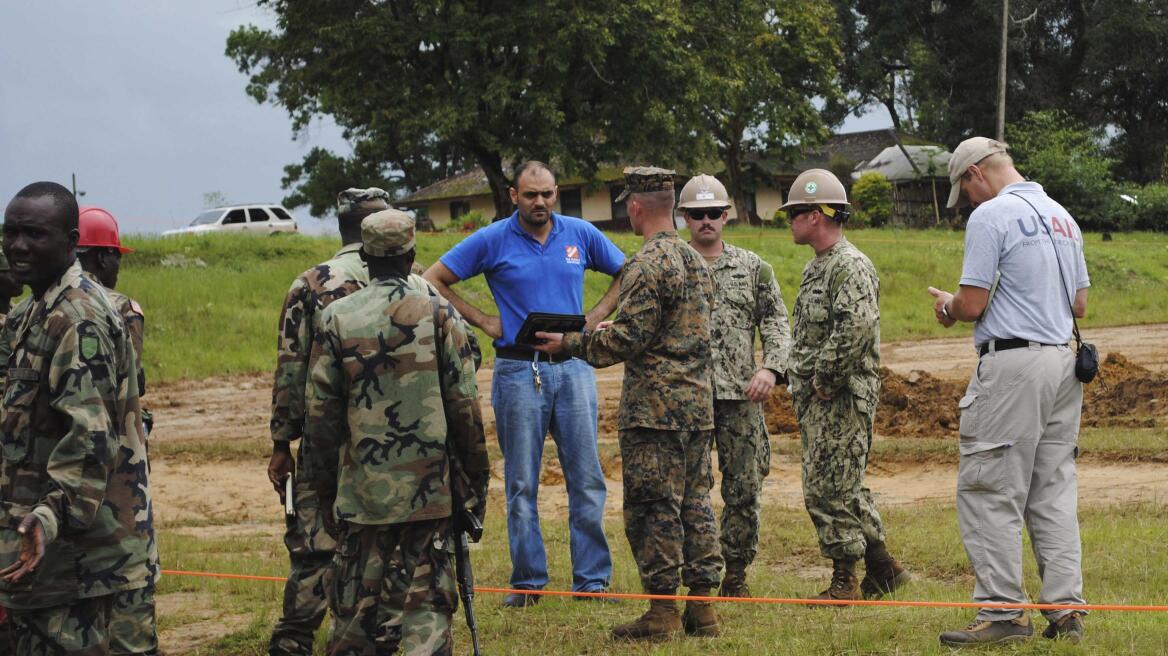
[440,212,626,348]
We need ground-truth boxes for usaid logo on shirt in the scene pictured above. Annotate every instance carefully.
[1016,214,1080,244]
[565,244,581,264]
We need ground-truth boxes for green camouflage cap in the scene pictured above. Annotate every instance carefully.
[361,209,415,257]
[337,187,391,216]
[614,166,676,203]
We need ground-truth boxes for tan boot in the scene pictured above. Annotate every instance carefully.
[682,588,720,637]
[861,541,911,599]
[611,599,682,642]
[808,559,861,606]
[719,560,751,598]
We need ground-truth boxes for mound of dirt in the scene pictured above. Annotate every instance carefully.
[1082,353,1168,427]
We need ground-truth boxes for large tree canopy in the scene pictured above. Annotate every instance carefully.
[227,0,708,219]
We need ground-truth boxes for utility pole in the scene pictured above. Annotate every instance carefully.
[71,172,86,199]
[996,0,1008,141]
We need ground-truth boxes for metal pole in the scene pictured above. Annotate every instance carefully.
[996,0,1008,141]
[72,172,78,197]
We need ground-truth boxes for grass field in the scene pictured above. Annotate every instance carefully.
[119,227,1168,382]
[160,495,1168,655]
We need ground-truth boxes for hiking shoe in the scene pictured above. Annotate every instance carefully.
[611,600,682,642]
[939,615,1033,647]
[720,560,751,598]
[860,558,911,599]
[1042,611,1085,644]
[573,588,619,604]
[501,591,541,608]
[808,559,861,606]
[682,588,720,637]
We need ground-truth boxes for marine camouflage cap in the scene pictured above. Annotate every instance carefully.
[614,166,676,203]
[337,187,391,216]
[361,209,415,257]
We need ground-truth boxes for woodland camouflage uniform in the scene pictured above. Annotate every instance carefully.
[563,228,723,597]
[269,239,435,655]
[0,262,154,653]
[706,244,789,569]
[788,237,885,560]
[303,230,488,656]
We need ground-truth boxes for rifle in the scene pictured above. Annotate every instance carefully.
[454,506,483,656]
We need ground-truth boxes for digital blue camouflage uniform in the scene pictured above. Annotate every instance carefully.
[788,237,886,560]
[302,210,489,656]
[563,225,723,596]
[0,262,154,654]
[705,245,790,568]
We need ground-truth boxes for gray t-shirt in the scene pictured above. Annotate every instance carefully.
[960,181,1090,346]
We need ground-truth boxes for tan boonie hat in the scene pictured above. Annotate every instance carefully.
[337,187,391,216]
[677,174,730,210]
[946,137,1009,208]
[614,166,676,203]
[361,209,415,257]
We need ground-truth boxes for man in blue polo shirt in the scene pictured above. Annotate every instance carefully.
[425,161,625,606]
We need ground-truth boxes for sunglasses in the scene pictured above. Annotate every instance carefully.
[786,206,814,219]
[685,208,726,221]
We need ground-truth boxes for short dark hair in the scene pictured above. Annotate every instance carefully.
[512,161,555,187]
[13,181,79,231]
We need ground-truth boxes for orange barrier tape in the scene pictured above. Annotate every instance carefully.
[161,570,1168,612]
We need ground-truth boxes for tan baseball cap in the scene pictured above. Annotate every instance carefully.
[677,174,730,210]
[361,209,415,257]
[946,137,1009,208]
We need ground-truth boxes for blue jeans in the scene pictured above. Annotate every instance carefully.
[491,356,612,592]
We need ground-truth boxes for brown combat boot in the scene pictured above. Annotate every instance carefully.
[861,541,911,599]
[809,559,861,606]
[611,599,683,642]
[719,560,751,598]
[682,588,720,637]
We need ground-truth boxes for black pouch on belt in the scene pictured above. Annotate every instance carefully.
[1075,340,1099,383]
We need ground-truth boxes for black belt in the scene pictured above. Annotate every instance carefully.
[977,338,1060,357]
[496,345,572,364]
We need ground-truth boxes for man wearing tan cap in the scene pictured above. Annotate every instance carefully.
[929,138,1090,647]
[680,174,790,597]
[268,187,404,655]
[302,209,489,655]
[536,167,723,642]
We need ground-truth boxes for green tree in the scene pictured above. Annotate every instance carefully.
[851,172,893,228]
[685,0,842,225]
[227,0,704,219]
[1007,110,1116,230]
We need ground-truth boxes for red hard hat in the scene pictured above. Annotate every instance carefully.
[78,206,133,253]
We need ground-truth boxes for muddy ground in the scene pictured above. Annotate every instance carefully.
[150,324,1168,653]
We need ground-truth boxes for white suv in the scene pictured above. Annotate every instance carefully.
[162,204,299,236]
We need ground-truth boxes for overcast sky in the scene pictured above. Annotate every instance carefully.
[1,2,892,237]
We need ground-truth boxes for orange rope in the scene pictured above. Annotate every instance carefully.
[160,570,1168,612]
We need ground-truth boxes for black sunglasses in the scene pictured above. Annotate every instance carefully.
[685,208,726,221]
[786,206,814,219]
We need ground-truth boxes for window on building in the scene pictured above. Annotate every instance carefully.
[559,188,583,217]
[609,185,628,220]
[450,200,471,222]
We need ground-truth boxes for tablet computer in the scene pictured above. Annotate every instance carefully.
[515,312,586,344]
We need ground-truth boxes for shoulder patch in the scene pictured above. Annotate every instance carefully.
[81,334,100,360]
[130,300,144,316]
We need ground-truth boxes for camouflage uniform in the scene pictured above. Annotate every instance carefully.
[706,245,790,566]
[81,272,159,656]
[303,217,488,656]
[788,237,885,560]
[563,230,722,594]
[0,262,154,653]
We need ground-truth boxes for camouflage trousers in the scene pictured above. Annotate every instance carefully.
[712,400,771,565]
[110,586,158,655]
[791,381,885,560]
[327,518,456,656]
[620,428,723,594]
[270,458,337,656]
[4,594,114,655]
